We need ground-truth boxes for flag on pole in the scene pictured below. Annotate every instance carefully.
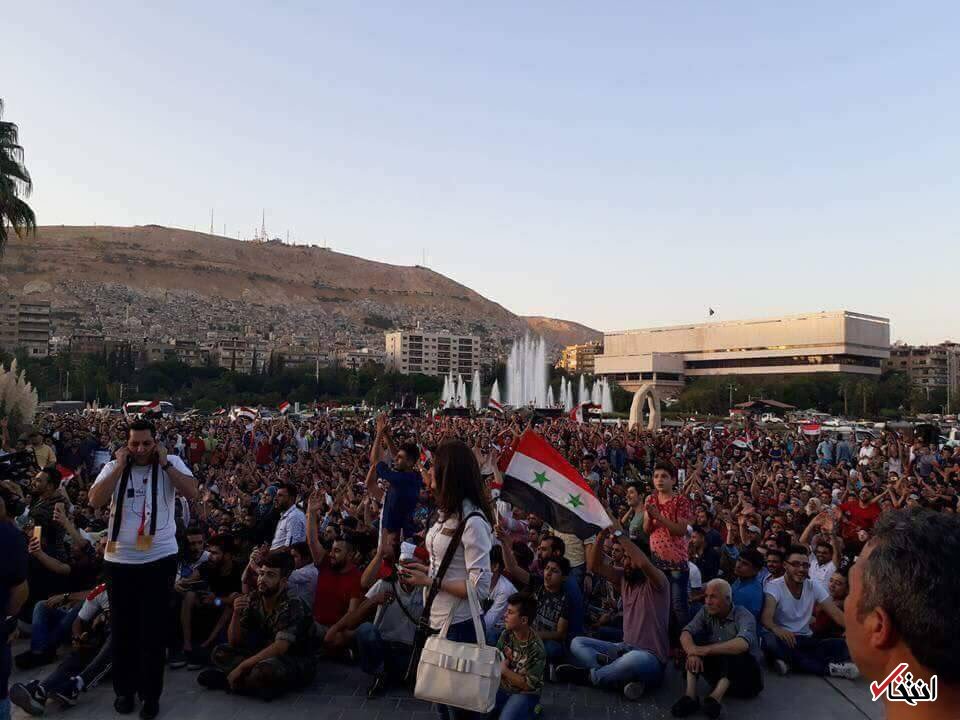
[801,423,822,436]
[709,308,715,316]
[488,397,504,413]
[497,429,611,539]
[231,406,258,421]
[278,401,290,415]
[569,402,598,424]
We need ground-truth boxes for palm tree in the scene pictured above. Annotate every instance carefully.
[0,98,36,253]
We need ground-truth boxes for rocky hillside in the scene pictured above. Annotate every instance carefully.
[1,226,600,355]
[523,316,603,348]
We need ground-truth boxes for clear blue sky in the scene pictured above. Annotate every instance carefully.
[4,2,959,343]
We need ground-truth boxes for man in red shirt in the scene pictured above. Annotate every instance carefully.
[186,433,206,469]
[838,488,881,548]
[309,535,363,655]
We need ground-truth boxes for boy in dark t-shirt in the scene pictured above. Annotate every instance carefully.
[367,416,422,548]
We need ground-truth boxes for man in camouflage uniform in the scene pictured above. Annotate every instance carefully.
[197,552,315,700]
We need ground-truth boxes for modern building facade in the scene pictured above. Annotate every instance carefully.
[596,311,890,393]
[385,330,480,377]
[556,341,602,374]
[0,294,51,357]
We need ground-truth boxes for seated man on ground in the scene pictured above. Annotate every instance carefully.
[332,541,424,697]
[483,546,518,646]
[730,549,765,620]
[671,579,763,719]
[306,491,364,654]
[489,593,546,720]
[553,516,670,701]
[760,544,857,679]
[197,552,316,700]
[176,535,243,669]
[10,582,112,716]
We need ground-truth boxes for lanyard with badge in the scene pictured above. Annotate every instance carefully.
[107,459,160,553]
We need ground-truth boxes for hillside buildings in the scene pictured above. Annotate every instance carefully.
[556,341,602,374]
[385,330,481,377]
[595,311,891,394]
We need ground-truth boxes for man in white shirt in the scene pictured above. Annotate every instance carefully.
[270,483,306,551]
[808,539,838,590]
[89,419,197,719]
[483,546,518,644]
[760,545,856,679]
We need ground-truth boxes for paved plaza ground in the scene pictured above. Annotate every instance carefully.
[9,640,882,720]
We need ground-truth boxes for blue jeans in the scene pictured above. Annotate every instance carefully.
[760,629,849,675]
[489,688,539,720]
[542,640,564,663]
[354,622,411,681]
[31,603,81,654]
[569,637,664,690]
[568,564,586,592]
[436,619,483,720]
[485,625,503,647]
[1,640,10,720]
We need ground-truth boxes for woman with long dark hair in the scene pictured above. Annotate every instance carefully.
[399,439,495,720]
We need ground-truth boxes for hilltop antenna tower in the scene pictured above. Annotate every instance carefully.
[209,208,214,235]
[260,210,267,242]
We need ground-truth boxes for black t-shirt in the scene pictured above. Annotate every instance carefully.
[528,576,569,634]
[202,561,244,597]
[1,519,28,617]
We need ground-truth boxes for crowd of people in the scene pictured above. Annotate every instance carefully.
[1,406,958,720]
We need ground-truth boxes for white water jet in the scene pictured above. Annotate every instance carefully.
[471,370,482,411]
[505,333,549,407]
[441,376,450,406]
[601,378,614,414]
[490,379,501,405]
[547,385,556,407]
[578,375,587,406]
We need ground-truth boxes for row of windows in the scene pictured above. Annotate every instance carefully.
[685,354,883,370]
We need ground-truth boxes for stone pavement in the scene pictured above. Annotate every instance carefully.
[9,641,882,720]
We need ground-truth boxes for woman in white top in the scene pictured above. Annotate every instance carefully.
[400,439,494,720]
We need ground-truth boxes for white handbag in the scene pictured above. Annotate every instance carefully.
[414,577,503,713]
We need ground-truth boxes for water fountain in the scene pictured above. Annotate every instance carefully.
[591,379,602,406]
[490,379,501,406]
[578,375,587,406]
[471,370,482,411]
[601,378,614,414]
[505,333,549,407]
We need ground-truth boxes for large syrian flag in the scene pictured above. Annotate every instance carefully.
[498,429,611,539]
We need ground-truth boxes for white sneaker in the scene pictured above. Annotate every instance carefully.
[828,662,860,680]
[773,659,790,676]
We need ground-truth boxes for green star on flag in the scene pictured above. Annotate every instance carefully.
[567,493,584,509]
[532,471,550,488]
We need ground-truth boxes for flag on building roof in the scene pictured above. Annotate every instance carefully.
[497,429,611,539]
[278,401,290,415]
[488,397,504,413]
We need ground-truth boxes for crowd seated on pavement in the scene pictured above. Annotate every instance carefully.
[2,407,959,720]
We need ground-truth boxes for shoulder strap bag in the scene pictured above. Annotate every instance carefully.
[403,510,482,685]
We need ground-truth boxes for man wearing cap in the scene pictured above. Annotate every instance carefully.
[343,541,424,698]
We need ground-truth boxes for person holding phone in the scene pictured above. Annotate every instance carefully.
[397,439,494,720]
[89,419,196,720]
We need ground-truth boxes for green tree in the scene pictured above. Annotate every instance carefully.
[0,99,36,253]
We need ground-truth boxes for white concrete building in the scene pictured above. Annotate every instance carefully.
[596,311,890,392]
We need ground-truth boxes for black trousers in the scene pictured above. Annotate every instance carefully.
[105,556,177,702]
[702,653,764,698]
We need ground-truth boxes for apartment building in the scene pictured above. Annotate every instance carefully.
[0,294,51,357]
[885,342,960,396]
[385,330,480,377]
[556,341,602,374]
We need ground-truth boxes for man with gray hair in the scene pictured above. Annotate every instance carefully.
[671,578,763,719]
